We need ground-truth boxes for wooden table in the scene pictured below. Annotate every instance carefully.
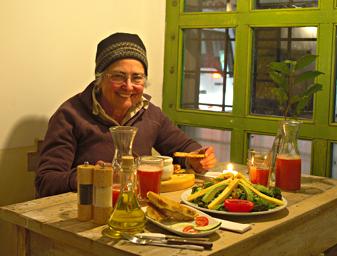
[1,174,337,256]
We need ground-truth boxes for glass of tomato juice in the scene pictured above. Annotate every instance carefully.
[247,149,271,187]
[137,156,163,202]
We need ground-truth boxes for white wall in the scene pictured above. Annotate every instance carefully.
[0,0,166,150]
[1,4,165,253]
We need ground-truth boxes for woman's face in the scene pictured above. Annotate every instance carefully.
[100,59,145,110]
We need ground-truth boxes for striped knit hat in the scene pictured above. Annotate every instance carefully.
[95,32,148,75]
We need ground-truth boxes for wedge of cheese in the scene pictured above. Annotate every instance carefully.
[160,174,195,192]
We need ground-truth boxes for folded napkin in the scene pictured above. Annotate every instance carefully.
[213,218,252,233]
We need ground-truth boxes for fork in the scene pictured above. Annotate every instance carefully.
[121,232,204,251]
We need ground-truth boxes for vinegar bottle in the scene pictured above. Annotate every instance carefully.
[275,120,302,191]
[102,156,145,238]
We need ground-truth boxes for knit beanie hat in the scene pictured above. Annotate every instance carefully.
[95,32,148,75]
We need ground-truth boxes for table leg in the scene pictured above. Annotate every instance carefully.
[17,226,29,256]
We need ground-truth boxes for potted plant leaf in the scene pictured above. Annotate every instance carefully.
[269,54,324,119]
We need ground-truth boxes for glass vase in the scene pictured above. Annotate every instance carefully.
[274,120,302,191]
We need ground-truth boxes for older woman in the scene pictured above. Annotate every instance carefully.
[35,32,217,197]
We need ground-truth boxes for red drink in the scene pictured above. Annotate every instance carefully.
[249,166,270,186]
[112,184,120,207]
[137,164,163,200]
[275,155,301,191]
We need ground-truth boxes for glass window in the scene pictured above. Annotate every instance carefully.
[254,0,318,9]
[249,134,312,174]
[251,27,317,118]
[182,28,235,112]
[332,144,337,178]
[184,0,237,12]
[180,126,231,162]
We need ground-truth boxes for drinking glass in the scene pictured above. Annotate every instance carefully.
[137,156,163,201]
[247,149,271,187]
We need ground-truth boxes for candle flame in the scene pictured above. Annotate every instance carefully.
[222,163,238,176]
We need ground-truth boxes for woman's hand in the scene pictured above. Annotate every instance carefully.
[187,146,217,174]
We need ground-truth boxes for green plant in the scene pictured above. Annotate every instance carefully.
[269,54,324,119]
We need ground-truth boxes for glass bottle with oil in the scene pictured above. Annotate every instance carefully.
[102,156,145,238]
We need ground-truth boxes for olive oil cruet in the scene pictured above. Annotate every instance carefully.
[109,126,138,207]
[102,156,145,238]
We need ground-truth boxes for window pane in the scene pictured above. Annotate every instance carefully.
[249,134,311,174]
[182,28,235,112]
[331,144,337,178]
[251,27,317,118]
[254,0,318,9]
[184,0,237,12]
[180,125,231,162]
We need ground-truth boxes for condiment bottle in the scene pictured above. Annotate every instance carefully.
[102,156,146,238]
[93,163,113,225]
[77,162,94,221]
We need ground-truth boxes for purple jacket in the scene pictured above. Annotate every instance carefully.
[35,83,201,197]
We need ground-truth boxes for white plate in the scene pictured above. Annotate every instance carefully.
[144,205,221,237]
[181,189,288,216]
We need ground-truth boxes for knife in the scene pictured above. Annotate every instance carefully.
[145,241,204,251]
[162,238,213,250]
[135,232,210,241]
[122,232,204,251]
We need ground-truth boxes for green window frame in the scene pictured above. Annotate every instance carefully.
[163,0,337,177]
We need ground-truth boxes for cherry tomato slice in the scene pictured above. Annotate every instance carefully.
[195,216,209,226]
[224,199,254,212]
[182,225,198,233]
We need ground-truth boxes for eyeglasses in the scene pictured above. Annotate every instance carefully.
[105,72,146,85]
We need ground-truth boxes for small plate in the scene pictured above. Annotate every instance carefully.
[181,189,288,216]
[144,205,221,237]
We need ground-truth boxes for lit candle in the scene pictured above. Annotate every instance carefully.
[222,163,238,176]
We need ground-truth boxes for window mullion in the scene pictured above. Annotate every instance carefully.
[315,23,334,125]
[233,24,250,116]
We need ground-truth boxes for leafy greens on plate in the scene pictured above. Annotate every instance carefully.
[187,173,285,213]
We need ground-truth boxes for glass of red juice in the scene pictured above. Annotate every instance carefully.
[249,166,270,186]
[137,156,163,201]
[248,149,271,187]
